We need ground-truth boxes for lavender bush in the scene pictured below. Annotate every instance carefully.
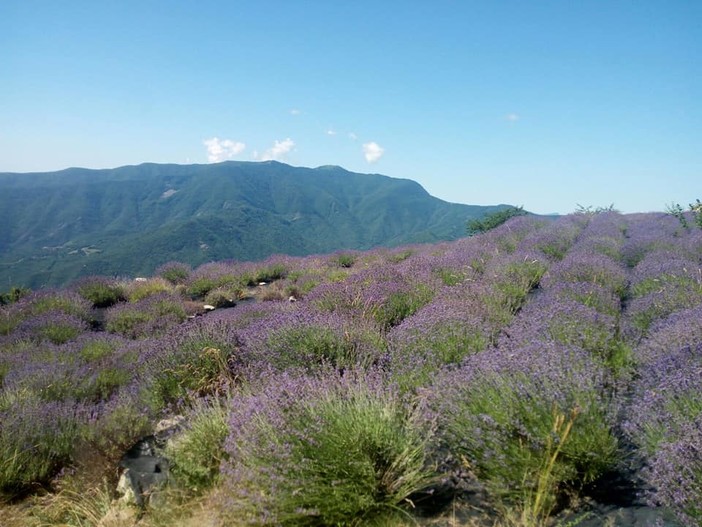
[547,281,622,317]
[386,292,493,392]
[239,304,384,376]
[625,252,702,338]
[79,387,154,464]
[124,276,174,302]
[427,342,619,516]
[625,340,702,526]
[185,262,244,298]
[487,253,548,315]
[501,294,631,375]
[105,292,186,339]
[626,342,702,458]
[18,290,93,320]
[633,304,702,365]
[141,316,242,408]
[0,396,86,498]
[486,215,546,254]
[544,251,629,299]
[220,370,435,525]
[156,261,192,285]
[14,310,88,345]
[1,290,92,338]
[621,213,682,267]
[308,268,434,331]
[517,215,584,262]
[72,275,125,308]
[645,416,702,527]
[164,396,230,494]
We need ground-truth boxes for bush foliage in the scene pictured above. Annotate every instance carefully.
[466,205,527,236]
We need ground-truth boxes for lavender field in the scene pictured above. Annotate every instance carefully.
[2,211,702,526]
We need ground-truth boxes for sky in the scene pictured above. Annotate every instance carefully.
[1,1,700,214]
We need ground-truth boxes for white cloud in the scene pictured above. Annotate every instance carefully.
[348,132,358,141]
[256,138,295,161]
[504,113,520,122]
[327,129,337,136]
[203,137,246,163]
[290,108,302,115]
[362,141,384,163]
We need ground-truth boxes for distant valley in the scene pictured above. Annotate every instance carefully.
[0,161,511,288]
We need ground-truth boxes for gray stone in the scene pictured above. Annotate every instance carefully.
[117,438,170,508]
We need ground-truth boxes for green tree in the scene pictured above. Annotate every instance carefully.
[0,286,30,305]
[666,199,702,229]
[466,206,527,236]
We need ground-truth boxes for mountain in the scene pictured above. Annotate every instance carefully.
[0,161,511,288]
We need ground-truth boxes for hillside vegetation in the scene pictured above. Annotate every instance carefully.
[0,161,508,289]
[2,211,702,526]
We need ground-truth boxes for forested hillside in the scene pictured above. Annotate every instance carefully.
[0,161,508,288]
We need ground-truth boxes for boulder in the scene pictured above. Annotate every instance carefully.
[116,438,169,508]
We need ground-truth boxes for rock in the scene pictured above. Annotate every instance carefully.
[117,438,170,508]
[134,277,147,282]
[115,470,138,506]
[203,304,216,311]
[288,295,297,302]
[154,415,185,440]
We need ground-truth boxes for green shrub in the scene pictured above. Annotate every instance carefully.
[265,325,381,371]
[40,323,84,345]
[223,374,435,525]
[667,199,702,229]
[75,278,125,308]
[105,294,186,339]
[434,267,467,286]
[0,286,30,305]
[255,262,289,283]
[105,309,151,336]
[165,398,230,494]
[387,249,414,263]
[204,286,242,308]
[79,340,115,362]
[372,286,434,330]
[491,259,548,314]
[157,261,192,285]
[78,367,131,403]
[125,277,173,302]
[466,206,527,236]
[437,372,618,514]
[151,346,232,408]
[333,253,356,268]
[0,397,82,498]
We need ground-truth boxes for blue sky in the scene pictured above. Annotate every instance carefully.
[1,1,699,214]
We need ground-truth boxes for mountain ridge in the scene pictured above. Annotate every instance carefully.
[0,161,512,288]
